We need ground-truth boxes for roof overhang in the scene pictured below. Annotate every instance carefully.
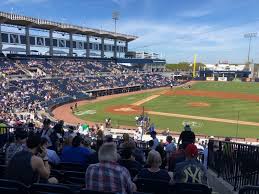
[0,11,138,42]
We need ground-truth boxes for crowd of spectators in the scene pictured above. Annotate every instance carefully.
[0,57,171,127]
[0,121,208,193]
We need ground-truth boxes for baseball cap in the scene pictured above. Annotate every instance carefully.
[185,144,198,158]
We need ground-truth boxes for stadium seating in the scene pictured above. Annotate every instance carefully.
[169,183,212,194]
[135,178,169,194]
[30,183,73,194]
[0,179,29,194]
[239,186,259,194]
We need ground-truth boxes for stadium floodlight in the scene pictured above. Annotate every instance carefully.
[112,11,120,34]
[244,32,257,63]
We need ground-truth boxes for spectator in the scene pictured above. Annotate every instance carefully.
[135,150,171,182]
[6,134,51,186]
[41,137,60,165]
[150,131,159,150]
[61,135,91,166]
[118,147,143,173]
[85,143,136,194]
[165,135,176,159]
[174,144,207,185]
[168,144,186,172]
[155,143,167,168]
[178,125,195,148]
[5,130,28,164]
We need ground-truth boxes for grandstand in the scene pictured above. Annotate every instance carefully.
[0,10,259,194]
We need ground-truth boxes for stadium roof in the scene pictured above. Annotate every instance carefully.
[0,11,138,42]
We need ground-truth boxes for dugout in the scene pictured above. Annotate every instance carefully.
[199,70,251,81]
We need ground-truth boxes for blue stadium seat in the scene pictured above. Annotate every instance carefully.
[30,183,73,194]
[0,179,29,194]
[239,186,259,194]
[63,171,85,185]
[135,178,169,194]
[169,183,212,194]
[80,189,116,194]
[58,162,88,172]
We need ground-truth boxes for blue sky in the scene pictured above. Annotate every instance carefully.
[1,0,259,63]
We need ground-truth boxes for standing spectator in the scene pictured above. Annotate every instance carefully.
[173,144,207,185]
[150,131,159,150]
[85,143,136,194]
[165,135,176,158]
[178,125,195,148]
[6,134,51,186]
[5,130,28,164]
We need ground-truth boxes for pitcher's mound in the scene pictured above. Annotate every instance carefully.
[188,102,210,107]
[106,105,145,115]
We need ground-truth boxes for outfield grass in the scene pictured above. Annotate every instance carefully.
[76,82,259,138]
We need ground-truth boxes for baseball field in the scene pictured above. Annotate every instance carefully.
[69,81,259,138]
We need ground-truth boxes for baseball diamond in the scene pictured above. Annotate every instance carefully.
[52,81,259,138]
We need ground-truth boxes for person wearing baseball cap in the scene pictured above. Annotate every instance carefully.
[177,125,196,149]
[173,144,207,185]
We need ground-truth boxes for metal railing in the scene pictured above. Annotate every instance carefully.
[208,140,259,191]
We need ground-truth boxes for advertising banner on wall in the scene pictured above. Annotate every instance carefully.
[206,77,214,81]
[218,77,227,82]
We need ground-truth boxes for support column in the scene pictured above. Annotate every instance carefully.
[69,33,73,57]
[101,37,105,58]
[86,35,90,58]
[49,29,54,56]
[0,24,2,54]
[125,41,128,53]
[113,39,117,58]
[25,26,30,55]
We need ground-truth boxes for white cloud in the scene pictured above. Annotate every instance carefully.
[178,9,212,18]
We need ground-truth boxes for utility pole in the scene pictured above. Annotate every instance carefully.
[244,33,257,64]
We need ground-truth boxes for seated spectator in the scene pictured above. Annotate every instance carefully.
[61,135,91,166]
[5,130,28,164]
[85,143,136,194]
[41,137,60,165]
[119,133,135,148]
[118,148,143,172]
[6,134,51,186]
[155,144,167,169]
[178,125,195,148]
[168,144,186,172]
[135,150,171,182]
[174,144,207,185]
[121,140,145,165]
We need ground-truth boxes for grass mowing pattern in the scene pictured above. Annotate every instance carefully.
[76,82,259,138]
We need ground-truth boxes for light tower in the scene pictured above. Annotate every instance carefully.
[112,11,120,34]
[244,32,257,63]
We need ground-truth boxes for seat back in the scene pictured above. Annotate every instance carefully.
[63,171,85,185]
[135,178,169,194]
[169,183,212,194]
[59,162,87,172]
[239,186,259,194]
[30,183,73,194]
[80,189,116,194]
[0,165,7,178]
[0,179,29,194]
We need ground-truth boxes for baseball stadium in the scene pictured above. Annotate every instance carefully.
[1,3,259,194]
